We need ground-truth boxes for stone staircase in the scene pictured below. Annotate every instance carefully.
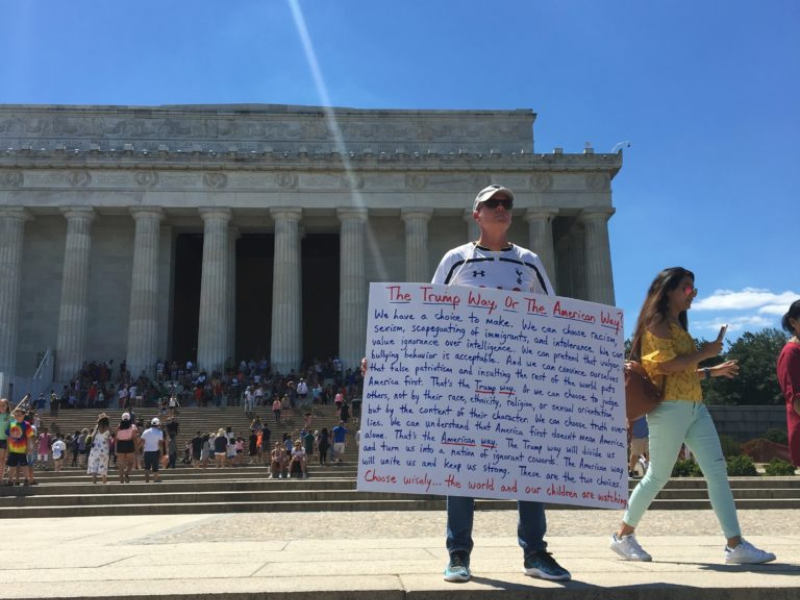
[2,466,799,519]
[43,405,349,450]
[2,408,797,519]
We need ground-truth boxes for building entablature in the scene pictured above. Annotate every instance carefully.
[0,147,621,175]
[0,104,537,155]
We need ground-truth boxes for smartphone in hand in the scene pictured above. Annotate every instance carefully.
[716,324,729,342]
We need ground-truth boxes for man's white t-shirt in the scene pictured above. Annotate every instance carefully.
[431,242,553,294]
[51,439,67,460]
[141,427,164,452]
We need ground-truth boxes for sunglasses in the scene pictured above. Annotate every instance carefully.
[482,198,513,210]
[683,285,698,296]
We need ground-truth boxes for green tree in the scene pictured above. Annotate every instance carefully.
[702,328,786,405]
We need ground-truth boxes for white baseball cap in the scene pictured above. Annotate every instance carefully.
[151,418,160,426]
[473,184,515,212]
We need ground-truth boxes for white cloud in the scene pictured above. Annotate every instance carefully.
[687,287,799,337]
[693,315,775,334]
[692,288,799,313]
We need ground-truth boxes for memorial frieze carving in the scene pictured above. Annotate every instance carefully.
[203,172,228,190]
[0,117,27,135]
[67,170,91,188]
[501,175,532,190]
[405,173,427,190]
[531,173,553,191]
[0,170,24,188]
[342,174,365,190]
[275,172,299,189]
[216,119,236,137]
[135,171,159,188]
[108,119,150,137]
[300,120,330,139]
[0,108,546,160]
[156,119,192,136]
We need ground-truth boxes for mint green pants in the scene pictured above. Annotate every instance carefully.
[623,400,742,539]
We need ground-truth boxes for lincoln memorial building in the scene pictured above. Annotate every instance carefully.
[0,104,621,392]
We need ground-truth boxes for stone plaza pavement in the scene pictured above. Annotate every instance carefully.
[3,509,798,599]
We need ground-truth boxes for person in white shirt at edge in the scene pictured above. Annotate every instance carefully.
[432,184,570,584]
[244,387,254,416]
[296,379,308,407]
[140,418,165,483]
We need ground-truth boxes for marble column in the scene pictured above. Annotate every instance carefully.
[0,208,32,385]
[463,208,479,242]
[125,208,164,379]
[156,225,174,362]
[197,208,232,373]
[270,208,302,375]
[401,208,433,282]
[524,208,559,292]
[337,208,368,371]
[580,207,616,306]
[55,207,95,382]
[227,225,240,363]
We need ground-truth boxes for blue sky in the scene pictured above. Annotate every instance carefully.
[1,0,797,340]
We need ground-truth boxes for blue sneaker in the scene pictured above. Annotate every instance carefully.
[444,551,471,582]
[524,550,571,581]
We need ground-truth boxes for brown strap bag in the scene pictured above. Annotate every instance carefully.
[624,360,664,421]
[624,331,666,421]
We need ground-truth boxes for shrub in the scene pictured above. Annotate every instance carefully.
[718,434,741,458]
[764,459,796,476]
[726,455,758,477]
[763,429,789,445]
[672,459,703,477]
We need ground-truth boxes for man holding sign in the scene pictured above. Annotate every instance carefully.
[432,184,570,583]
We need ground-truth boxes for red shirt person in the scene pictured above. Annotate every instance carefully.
[777,300,800,467]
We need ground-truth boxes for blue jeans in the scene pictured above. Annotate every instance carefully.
[447,496,547,557]
[623,401,741,539]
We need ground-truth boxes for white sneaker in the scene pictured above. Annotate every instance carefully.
[610,533,652,561]
[724,539,776,564]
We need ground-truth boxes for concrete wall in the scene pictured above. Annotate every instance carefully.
[708,405,787,442]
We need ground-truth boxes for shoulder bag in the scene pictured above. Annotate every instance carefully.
[624,331,666,421]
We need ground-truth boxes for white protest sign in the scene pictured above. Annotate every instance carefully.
[356,283,628,510]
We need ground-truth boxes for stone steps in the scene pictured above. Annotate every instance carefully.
[41,406,356,454]
[3,463,800,518]
[29,466,359,481]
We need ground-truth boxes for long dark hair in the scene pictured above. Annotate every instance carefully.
[630,267,695,360]
[782,299,800,334]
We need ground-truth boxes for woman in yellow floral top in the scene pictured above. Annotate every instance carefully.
[610,267,775,565]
